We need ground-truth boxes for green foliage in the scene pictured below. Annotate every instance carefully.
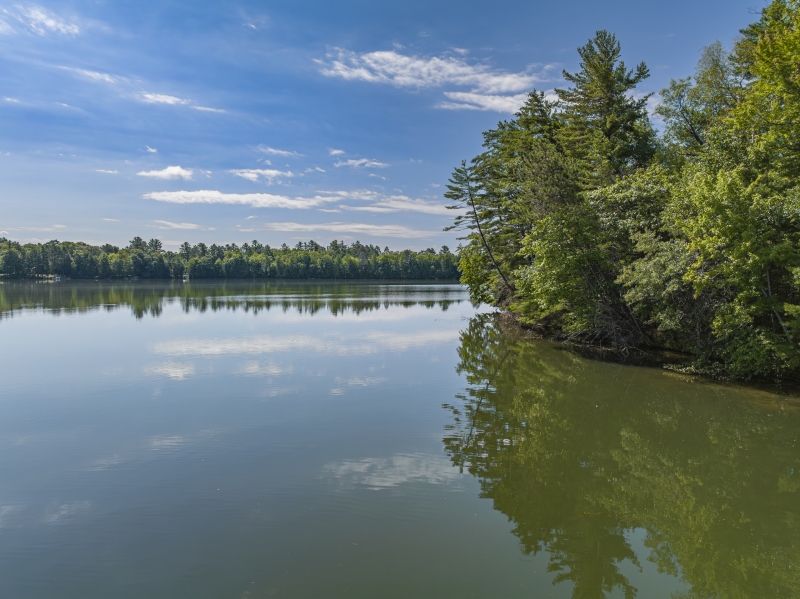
[0,281,465,321]
[446,11,800,380]
[0,237,458,281]
[445,316,800,599]
[556,30,656,185]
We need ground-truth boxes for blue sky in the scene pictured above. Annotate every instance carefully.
[0,0,761,250]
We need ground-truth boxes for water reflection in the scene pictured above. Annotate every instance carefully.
[445,314,800,599]
[0,280,464,319]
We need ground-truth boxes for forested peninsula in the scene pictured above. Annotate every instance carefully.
[0,237,458,280]
[446,2,800,380]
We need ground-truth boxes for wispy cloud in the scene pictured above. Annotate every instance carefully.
[58,66,118,84]
[44,500,91,524]
[153,328,459,357]
[145,361,195,380]
[324,453,458,490]
[335,158,388,168]
[3,5,81,36]
[258,145,303,157]
[318,48,552,113]
[145,145,158,153]
[3,97,19,103]
[139,92,190,105]
[228,168,295,184]
[96,169,118,174]
[236,360,291,377]
[142,189,451,219]
[1,224,67,233]
[263,222,435,238]
[319,48,542,92]
[59,70,222,114]
[315,190,454,215]
[329,148,345,156]
[342,197,451,215]
[153,220,200,230]
[142,190,334,209]
[438,91,530,112]
[137,166,194,180]
[101,218,119,222]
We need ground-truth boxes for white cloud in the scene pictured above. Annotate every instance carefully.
[142,190,334,210]
[9,6,81,36]
[145,361,195,380]
[155,335,322,357]
[329,148,345,156]
[236,361,291,377]
[438,91,529,113]
[2,224,66,233]
[87,455,122,471]
[154,220,201,230]
[318,48,552,113]
[59,66,117,84]
[153,328,459,357]
[258,145,303,157]
[228,168,295,183]
[0,19,12,34]
[96,169,118,174]
[149,435,187,450]
[101,218,119,222]
[324,453,459,490]
[342,197,451,215]
[137,166,194,180]
[338,376,388,387]
[142,187,454,217]
[335,158,388,169]
[3,97,19,103]
[145,145,158,153]
[245,215,257,220]
[44,501,91,524]
[263,222,435,238]
[194,106,225,113]
[139,92,190,105]
[319,48,541,93]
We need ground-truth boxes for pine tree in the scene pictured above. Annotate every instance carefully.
[556,30,655,186]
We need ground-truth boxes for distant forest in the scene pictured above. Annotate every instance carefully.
[0,237,459,280]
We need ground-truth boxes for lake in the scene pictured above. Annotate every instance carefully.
[0,281,798,599]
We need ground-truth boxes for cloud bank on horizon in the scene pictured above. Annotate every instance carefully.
[0,0,757,248]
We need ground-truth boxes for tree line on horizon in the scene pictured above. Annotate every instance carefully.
[0,236,459,280]
[446,0,800,380]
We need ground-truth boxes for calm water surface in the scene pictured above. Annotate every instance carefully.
[0,281,798,599]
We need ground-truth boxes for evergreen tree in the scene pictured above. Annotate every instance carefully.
[556,30,655,186]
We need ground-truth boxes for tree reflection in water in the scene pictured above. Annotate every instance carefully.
[444,315,800,599]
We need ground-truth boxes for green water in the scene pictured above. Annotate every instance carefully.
[0,281,798,599]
